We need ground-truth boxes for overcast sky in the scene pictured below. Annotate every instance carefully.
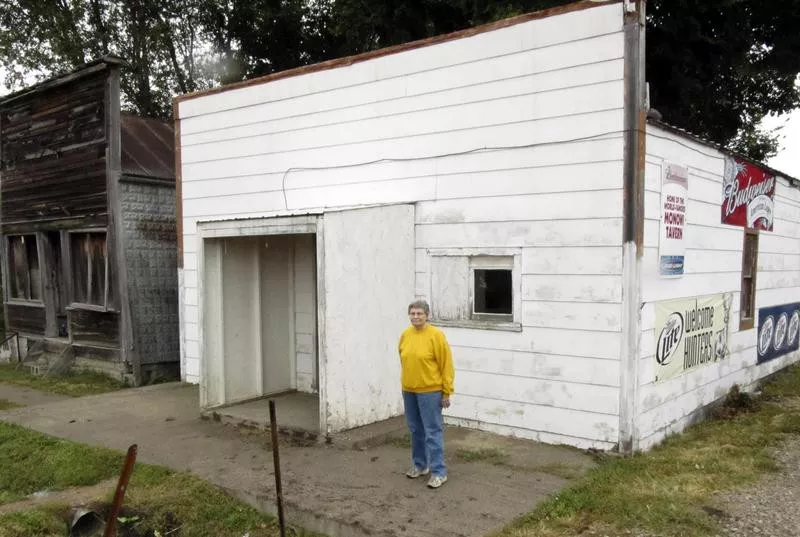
[762,110,800,179]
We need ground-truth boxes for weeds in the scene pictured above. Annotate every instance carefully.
[0,422,123,504]
[494,365,800,537]
[0,398,20,410]
[0,364,127,397]
[532,463,583,480]
[455,447,509,465]
[0,423,320,537]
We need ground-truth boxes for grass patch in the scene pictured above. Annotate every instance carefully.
[455,447,509,465]
[0,398,21,410]
[0,505,67,537]
[0,422,123,504]
[0,423,319,537]
[495,365,800,537]
[0,363,127,397]
[388,433,411,448]
[532,463,583,480]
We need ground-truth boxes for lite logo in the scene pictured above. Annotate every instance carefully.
[657,312,684,366]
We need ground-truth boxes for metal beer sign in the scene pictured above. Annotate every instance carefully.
[654,293,733,382]
[721,156,776,231]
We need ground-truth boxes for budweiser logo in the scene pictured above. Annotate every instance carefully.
[724,175,775,217]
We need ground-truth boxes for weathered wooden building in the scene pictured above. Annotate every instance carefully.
[0,56,180,384]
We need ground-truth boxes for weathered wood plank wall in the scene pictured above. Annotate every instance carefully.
[0,72,108,233]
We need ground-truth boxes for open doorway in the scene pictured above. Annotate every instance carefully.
[202,233,319,433]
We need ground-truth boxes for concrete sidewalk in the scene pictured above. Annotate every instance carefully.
[0,382,594,537]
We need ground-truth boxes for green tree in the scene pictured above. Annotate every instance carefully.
[197,0,337,84]
[0,0,219,118]
[646,0,800,161]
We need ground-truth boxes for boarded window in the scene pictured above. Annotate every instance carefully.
[430,255,515,324]
[7,235,41,301]
[740,229,759,330]
[71,232,110,308]
[431,256,470,321]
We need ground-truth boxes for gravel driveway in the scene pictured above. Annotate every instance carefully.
[711,427,800,536]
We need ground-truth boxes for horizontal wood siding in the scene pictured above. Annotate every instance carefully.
[0,71,108,231]
[68,309,120,348]
[638,125,800,449]
[6,304,46,334]
[177,3,625,447]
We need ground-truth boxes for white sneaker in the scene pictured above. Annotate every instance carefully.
[405,466,430,479]
[427,475,448,488]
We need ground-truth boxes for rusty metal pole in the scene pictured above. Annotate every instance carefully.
[103,444,138,537]
[269,400,287,537]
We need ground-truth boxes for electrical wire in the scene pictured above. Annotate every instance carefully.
[280,129,629,209]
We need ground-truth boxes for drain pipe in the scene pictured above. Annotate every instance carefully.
[619,0,647,455]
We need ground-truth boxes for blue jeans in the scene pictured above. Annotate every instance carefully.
[402,391,446,477]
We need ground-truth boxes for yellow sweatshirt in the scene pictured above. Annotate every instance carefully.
[398,324,455,395]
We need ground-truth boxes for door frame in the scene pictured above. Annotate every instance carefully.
[196,214,327,433]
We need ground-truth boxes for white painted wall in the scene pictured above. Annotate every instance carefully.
[293,234,317,393]
[178,2,627,447]
[637,124,800,450]
[321,205,415,433]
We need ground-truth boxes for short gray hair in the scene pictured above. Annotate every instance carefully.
[408,300,430,315]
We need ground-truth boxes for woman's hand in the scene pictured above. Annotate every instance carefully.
[441,395,451,409]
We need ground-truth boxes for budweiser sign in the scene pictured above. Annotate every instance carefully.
[721,156,775,231]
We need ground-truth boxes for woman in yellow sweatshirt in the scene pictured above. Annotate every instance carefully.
[398,300,455,489]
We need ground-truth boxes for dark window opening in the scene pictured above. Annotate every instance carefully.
[740,229,758,330]
[71,232,110,308]
[474,269,512,315]
[8,235,41,301]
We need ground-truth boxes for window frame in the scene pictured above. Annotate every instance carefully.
[469,256,514,323]
[427,248,522,332]
[4,234,44,304]
[739,228,759,331]
[66,229,113,312]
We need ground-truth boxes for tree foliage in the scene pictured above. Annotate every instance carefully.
[1,0,799,160]
[0,0,219,118]
[646,0,800,161]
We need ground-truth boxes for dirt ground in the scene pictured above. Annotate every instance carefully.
[0,383,595,537]
[0,383,70,407]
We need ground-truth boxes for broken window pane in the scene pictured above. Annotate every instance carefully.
[474,269,512,315]
[71,232,107,307]
[8,235,39,300]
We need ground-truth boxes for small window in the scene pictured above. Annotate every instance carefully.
[471,257,513,321]
[430,253,519,329]
[70,232,111,308]
[7,235,41,301]
[740,229,758,330]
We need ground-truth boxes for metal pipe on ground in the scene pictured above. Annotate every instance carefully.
[269,399,287,537]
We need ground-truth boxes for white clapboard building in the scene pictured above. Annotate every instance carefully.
[173,0,800,451]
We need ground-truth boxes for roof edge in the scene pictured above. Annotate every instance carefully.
[174,0,622,106]
[647,118,800,185]
[0,55,127,107]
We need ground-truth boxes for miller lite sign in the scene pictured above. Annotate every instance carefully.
[654,293,733,382]
[721,156,776,231]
